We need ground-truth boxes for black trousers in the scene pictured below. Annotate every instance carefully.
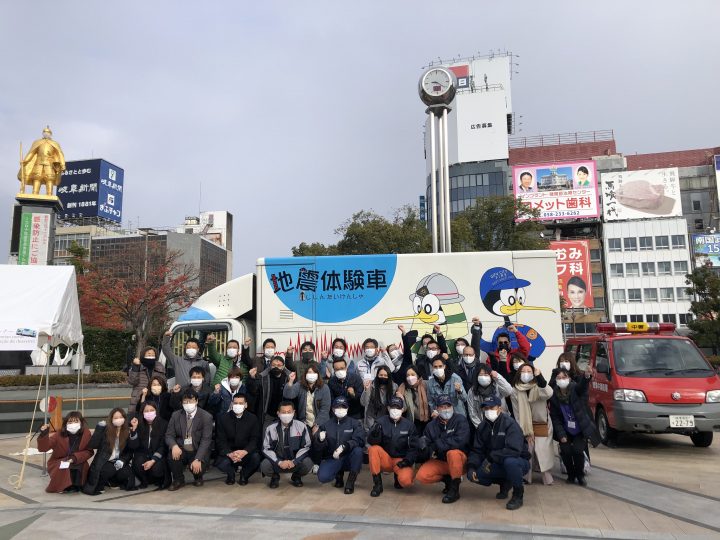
[559,433,586,479]
[132,452,167,484]
[169,450,207,483]
[98,461,133,491]
[215,451,261,480]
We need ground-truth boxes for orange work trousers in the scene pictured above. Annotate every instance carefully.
[368,445,415,488]
[415,449,467,483]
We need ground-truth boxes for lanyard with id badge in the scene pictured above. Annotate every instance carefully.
[183,416,194,451]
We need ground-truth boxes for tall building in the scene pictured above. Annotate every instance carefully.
[176,211,233,277]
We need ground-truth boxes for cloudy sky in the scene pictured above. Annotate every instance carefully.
[2,1,718,275]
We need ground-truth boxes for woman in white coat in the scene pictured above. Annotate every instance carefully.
[510,362,554,485]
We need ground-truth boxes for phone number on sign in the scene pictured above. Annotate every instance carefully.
[542,210,582,218]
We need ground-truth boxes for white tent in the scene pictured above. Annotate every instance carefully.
[0,265,84,364]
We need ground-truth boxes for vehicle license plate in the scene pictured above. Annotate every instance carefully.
[669,415,695,428]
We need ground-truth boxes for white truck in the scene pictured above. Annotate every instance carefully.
[163,251,563,377]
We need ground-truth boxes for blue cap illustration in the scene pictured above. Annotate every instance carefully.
[480,267,531,299]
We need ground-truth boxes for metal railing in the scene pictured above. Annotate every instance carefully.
[509,130,615,149]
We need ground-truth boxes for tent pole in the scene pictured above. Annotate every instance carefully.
[42,346,50,476]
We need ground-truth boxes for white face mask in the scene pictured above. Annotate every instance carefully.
[455,345,465,355]
[190,378,203,388]
[264,348,275,358]
[463,355,475,365]
[226,348,239,358]
[335,369,347,380]
[66,422,81,434]
[278,413,294,424]
[112,418,125,427]
[477,375,491,387]
[439,409,453,420]
[306,373,318,384]
[520,372,534,384]
[512,362,523,371]
[389,408,402,421]
[232,404,246,415]
[183,403,197,414]
[333,348,345,358]
[150,385,162,396]
[433,367,445,378]
[484,409,499,422]
[229,377,241,387]
[389,349,401,360]
[559,362,571,371]
[406,375,418,386]
[556,378,570,389]
[334,408,348,419]
[426,349,438,360]
[364,348,376,358]
[185,348,198,358]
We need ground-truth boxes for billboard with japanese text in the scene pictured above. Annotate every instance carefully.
[601,167,680,221]
[17,213,51,265]
[692,233,720,268]
[57,159,124,223]
[549,240,593,309]
[512,160,599,221]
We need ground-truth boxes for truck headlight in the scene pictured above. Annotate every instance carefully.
[613,389,647,402]
[707,390,720,403]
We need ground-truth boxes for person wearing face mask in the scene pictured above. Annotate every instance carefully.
[128,402,170,490]
[207,335,250,387]
[395,366,431,433]
[169,366,213,412]
[360,365,398,432]
[510,363,554,485]
[83,408,135,495]
[38,411,94,493]
[549,352,583,389]
[467,364,513,429]
[549,367,598,486]
[214,394,261,485]
[247,356,291,434]
[162,331,210,389]
[128,346,166,415]
[356,338,395,382]
[136,375,173,421]
[366,396,418,496]
[315,396,366,494]
[398,329,435,380]
[165,389,214,490]
[327,357,364,420]
[321,338,358,378]
[288,341,322,383]
[415,395,469,504]
[427,356,467,418]
[283,364,331,436]
[261,401,313,488]
[454,344,490,393]
[466,396,531,511]
[487,326,531,382]
[252,338,296,372]
[213,366,247,419]
[385,343,410,386]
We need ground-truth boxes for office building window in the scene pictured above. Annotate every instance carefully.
[643,288,658,302]
[628,289,642,302]
[674,261,688,275]
[678,313,692,325]
[658,261,672,275]
[663,314,677,324]
[610,263,624,277]
[694,219,704,230]
[608,238,622,252]
[641,262,656,276]
[590,249,601,262]
[612,289,626,302]
[646,314,659,323]
[671,235,686,249]
[660,287,675,301]
[639,236,653,250]
[655,236,669,249]
[676,287,691,301]
[625,263,640,277]
[592,273,603,287]
[629,315,643,322]
[614,315,628,323]
[691,193,702,212]
[623,237,637,251]
[593,296,605,309]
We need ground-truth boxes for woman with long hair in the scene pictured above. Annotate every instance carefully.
[396,366,430,433]
[37,411,94,493]
[360,365,397,432]
[283,363,331,434]
[128,402,170,489]
[83,408,135,495]
[136,375,172,421]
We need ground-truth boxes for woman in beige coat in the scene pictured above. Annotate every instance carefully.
[510,362,554,485]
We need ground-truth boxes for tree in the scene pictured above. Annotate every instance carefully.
[67,241,89,274]
[451,196,548,252]
[292,205,431,256]
[686,266,720,354]
[78,247,199,354]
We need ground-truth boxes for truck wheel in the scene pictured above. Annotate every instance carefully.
[690,432,713,447]
[596,407,617,446]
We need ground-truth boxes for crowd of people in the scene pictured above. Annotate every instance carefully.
[37,320,599,511]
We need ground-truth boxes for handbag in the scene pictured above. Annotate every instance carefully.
[532,421,549,438]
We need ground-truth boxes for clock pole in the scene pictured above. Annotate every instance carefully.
[428,110,438,253]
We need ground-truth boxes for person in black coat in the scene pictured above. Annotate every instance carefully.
[466,395,530,510]
[246,355,290,435]
[83,408,135,495]
[134,375,173,422]
[214,394,261,485]
[549,368,600,486]
[128,402,169,489]
[168,366,217,413]
[327,357,364,419]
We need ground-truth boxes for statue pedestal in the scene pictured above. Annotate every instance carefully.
[9,196,64,265]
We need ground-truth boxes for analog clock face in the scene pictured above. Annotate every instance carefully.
[422,68,452,97]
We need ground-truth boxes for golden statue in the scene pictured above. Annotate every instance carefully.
[17,126,66,199]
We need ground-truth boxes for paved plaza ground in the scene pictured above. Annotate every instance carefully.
[0,429,718,539]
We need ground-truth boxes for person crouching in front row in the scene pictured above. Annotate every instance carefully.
[215,393,261,486]
[83,408,134,495]
[260,401,314,488]
[128,402,170,490]
[37,411,94,493]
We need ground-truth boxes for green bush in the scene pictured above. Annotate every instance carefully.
[83,327,134,372]
[0,371,127,388]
